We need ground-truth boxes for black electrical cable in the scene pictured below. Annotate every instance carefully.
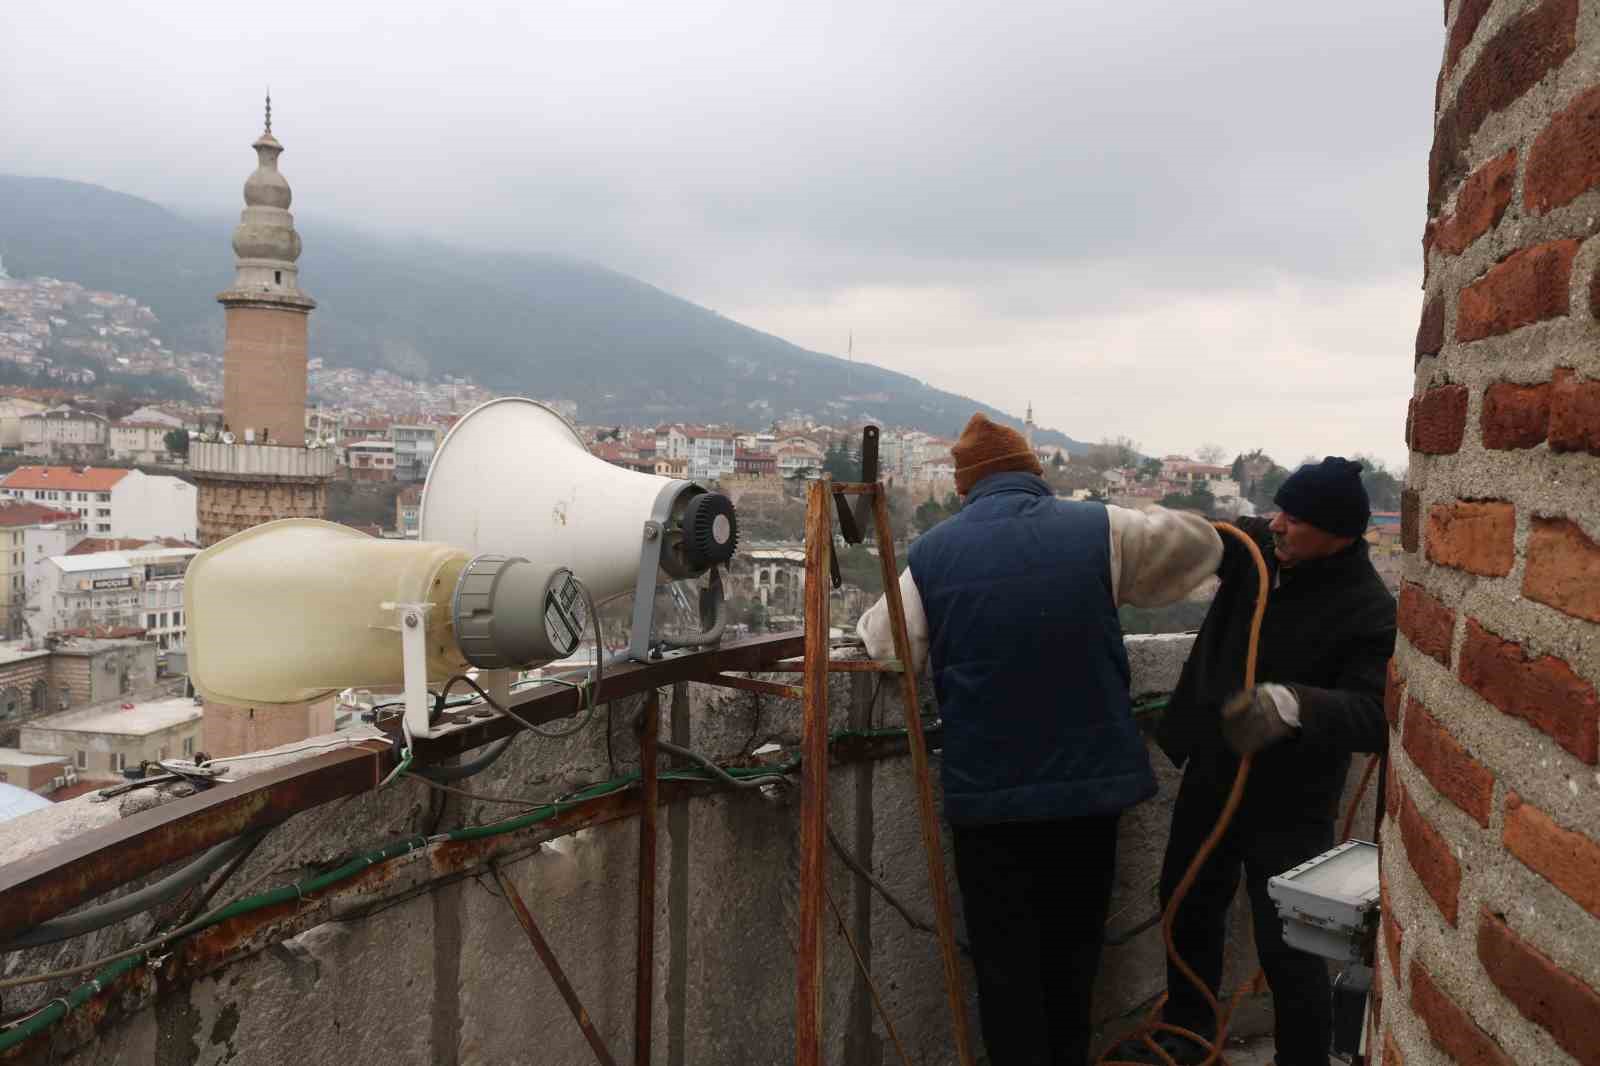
[1,828,271,952]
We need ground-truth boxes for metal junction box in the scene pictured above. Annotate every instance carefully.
[1266,840,1380,963]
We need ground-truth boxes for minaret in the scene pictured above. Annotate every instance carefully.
[192,99,339,757]
[1024,402,1035,449]
[218,92,316,445]
[190,98,334,549]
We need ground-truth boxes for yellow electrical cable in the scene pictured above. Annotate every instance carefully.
[1098,521,1269,1066]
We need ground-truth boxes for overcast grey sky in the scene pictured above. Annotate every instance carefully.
[2,1,1440,467]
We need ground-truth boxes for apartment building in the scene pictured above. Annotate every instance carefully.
[0,467,198,541]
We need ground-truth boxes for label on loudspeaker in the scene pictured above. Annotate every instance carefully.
[543,570,587,656]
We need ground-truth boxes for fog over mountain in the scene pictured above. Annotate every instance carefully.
[0,174,1084,445]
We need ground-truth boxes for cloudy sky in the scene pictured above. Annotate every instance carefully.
[3,1,1440,467]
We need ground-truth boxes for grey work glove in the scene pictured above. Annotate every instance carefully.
[1221,684,1298,756]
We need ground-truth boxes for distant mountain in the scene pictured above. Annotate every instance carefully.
[0,175,1087,449]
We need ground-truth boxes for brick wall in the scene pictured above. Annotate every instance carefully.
[1383,2,1600,1063]
[220,302,310,447]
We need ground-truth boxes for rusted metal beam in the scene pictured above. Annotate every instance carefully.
[704,673,804,700]
[0,634,805,945]
[796,478,832,1066]
[870,490,975,1066]
[0,740,391,945]
[412,632,806,761]
[770,658,903,674]
[494,863,621,1066]
[635,689,660,1066]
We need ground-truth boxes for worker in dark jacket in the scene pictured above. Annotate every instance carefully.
[859,413,1224,1066]
[1115,457,1396,1066]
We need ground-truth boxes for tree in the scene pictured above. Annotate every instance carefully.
[1196,443,1227,465]
[822,440,859,481]
[1139,457,1164,482]
[1081,435,1141,472]
[1051,452,1065,469]
[163,429,189,458]
[1160,486,1216,516]
[1353,454,1404,512]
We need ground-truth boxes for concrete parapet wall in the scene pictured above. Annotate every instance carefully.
[0,633,1379,1065]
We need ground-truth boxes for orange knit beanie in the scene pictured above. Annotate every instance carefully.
[951,413,1043,495]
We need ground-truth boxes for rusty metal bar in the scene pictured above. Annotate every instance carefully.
[635,689,660,1065]
[0,740,391,945]
[704,673,804,700]
[771,658,904,674]
[0,634,804,945]
[870,490,975,1066]
[828,482,881,496]
[494,864,621,1066]
[796,478,833,1066]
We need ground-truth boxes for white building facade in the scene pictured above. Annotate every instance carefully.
[0,467,197,541]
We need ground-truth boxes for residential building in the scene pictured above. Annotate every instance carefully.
[735,447,776,477]
[0,502,81,638]
[0,749,70,793]
[30,547,196,649]
[20,695,202,778]
[20,406,108,462]
[389,424,439,482]
[688,430,736,481]
[44,638,157,713]
[0,397,47,450]
[346,439,396,481]
[776,442,825,479]
[0,467,197,541]
[109,420,180,464]
[396,486,422,537]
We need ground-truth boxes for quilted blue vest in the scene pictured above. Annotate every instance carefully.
[908,472,1157,824]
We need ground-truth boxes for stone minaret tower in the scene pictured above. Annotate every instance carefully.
[1024,402,1035,449]
[1380,2,1600,1063]
[190,97,334,549]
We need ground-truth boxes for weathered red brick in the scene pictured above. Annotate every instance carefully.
[1460,618,1600,763]
[1434,149,1517,255]
[1410,385,1468,454]
[1401,489,1420,553]
[1415,295,1446,361]
[1550,367,1600,455]
[1384,660,1405,730]
[1426,500,1516,576]
[1398,582,1455,666]
[1410,957,1514,1065]
[1387,754,1404,820]
[1524,516,1600,623]
[1504,792,1600,920]
[1478,908,1600,1065]
[1429,0,1578,212]
[1382,880,1405,980]
[1457,239,1581,342]
[1445,0,1493,75]
[1482,380,1551,449]
[1403,698,1496,825]
[1383,1029,1404,1066]
[1592,264,1600,320]
[1525,85,1600,215]
[1398,787,1462,925]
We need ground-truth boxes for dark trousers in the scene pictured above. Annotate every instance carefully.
[1160,767,1334,1066]
[951,814,1120,1066]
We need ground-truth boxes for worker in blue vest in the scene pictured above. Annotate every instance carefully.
[859,413,1224,1066]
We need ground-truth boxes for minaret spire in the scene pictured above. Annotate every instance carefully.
[264,89,272,135]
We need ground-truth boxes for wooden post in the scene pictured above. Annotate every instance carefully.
[870,490,975,1066]
[636,688,660,1065]
[796,477,834,1066]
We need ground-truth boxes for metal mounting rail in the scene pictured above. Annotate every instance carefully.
[0,632,803,945]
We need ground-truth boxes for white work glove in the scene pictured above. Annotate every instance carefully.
[1221,683,1300,756]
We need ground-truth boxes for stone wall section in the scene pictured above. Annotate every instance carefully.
[1384,2,1600,1062]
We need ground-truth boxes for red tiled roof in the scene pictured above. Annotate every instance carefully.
[65,537,194,555]
[1,467,129,492]
[0,502,80,528]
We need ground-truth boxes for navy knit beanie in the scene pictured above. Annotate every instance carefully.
[1273,457,1371,537]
